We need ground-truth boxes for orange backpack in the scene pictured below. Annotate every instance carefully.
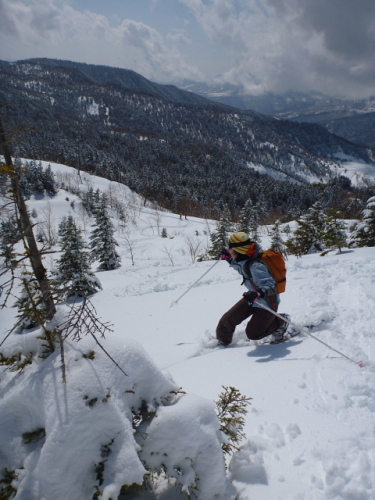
[258,249,287,293]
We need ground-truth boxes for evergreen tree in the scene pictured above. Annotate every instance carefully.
[42,164,56,195]
[81,187,96,214]
[269,220,286,255]
[13,270,46,330]
[17,160,56,197]
[207,205,233,259]
[248,204,261,243]
[0,217,21,268]
[93,189,103,213]
[90,199,121,270]
[58,215,76,240]
[349,196,375,247]
[237,198,253,234]
[322,208,347,254]
[286,201,327,256]
[54,218,101,298]
[283,224,291,237]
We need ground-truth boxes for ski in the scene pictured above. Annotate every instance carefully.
[195,319,329,356]
[268,321,326,344]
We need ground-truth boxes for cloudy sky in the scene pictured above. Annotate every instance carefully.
[1,0,375,98]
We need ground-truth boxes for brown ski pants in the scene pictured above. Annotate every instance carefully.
[216,297,284,345]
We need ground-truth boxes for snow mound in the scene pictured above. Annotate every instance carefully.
[0,329,233,500]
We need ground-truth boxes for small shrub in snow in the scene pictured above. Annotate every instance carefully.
[216,385,252,455]
[0,468,17,499]
[22,428,46,445]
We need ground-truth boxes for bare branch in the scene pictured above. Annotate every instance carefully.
[54,298,127,378]
[89,331,127,377]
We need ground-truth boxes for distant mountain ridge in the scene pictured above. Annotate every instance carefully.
[8,58,231,108]
[0,58,374,218]
[173,79,375,148]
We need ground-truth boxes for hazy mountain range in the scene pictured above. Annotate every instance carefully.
[172,79,375,148]
[0,58,374,219]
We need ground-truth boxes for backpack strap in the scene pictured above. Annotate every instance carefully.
[243,258,276,297]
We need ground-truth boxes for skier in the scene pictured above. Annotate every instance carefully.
[217,232,289,346]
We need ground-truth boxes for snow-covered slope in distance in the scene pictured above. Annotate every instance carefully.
[1,161,375,500]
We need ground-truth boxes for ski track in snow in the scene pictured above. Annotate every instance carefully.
[1,161,375,500]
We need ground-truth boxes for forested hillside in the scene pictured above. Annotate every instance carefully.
[1,58,374,220]
[174,80,375,148]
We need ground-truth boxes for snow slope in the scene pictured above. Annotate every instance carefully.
[331,155,375,188]
[1,162,375,499]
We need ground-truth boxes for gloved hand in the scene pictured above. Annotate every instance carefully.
[220,248,231,260]
[243,291,260,304]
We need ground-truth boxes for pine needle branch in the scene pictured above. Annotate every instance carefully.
[216,385,252,455]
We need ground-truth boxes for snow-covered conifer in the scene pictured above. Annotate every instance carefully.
[42,164,56,195]
[58,215,75,240]
[18,160,56,196]
[54,218,101,298]
[81,186,96,214]
[349,196,375,248]
[93,188,103,213]
[269,220,286,255]
[0,217,21,268]
[237,198,253,234]
[27,161,44,193]
[248,204,261,243]
[286,201,326,256]
[13,270,46,330]
[207,205,233,259]
[90,198,121,270]
[322,208,347,254]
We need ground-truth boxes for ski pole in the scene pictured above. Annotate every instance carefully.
[170,259,221,307]
[255,300,365,367]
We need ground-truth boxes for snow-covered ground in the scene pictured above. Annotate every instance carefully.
[1,162,375,499]
[332,154,375,187]
[248,153,375,187]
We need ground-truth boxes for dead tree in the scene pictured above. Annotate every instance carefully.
[0,117,56,351]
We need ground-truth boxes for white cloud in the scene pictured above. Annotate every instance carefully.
[2,0,375,97]
[179,0,375,98]
[166,29,192,45]
[0,0,202,82]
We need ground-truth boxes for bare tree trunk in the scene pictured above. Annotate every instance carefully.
[0,118,56,349]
